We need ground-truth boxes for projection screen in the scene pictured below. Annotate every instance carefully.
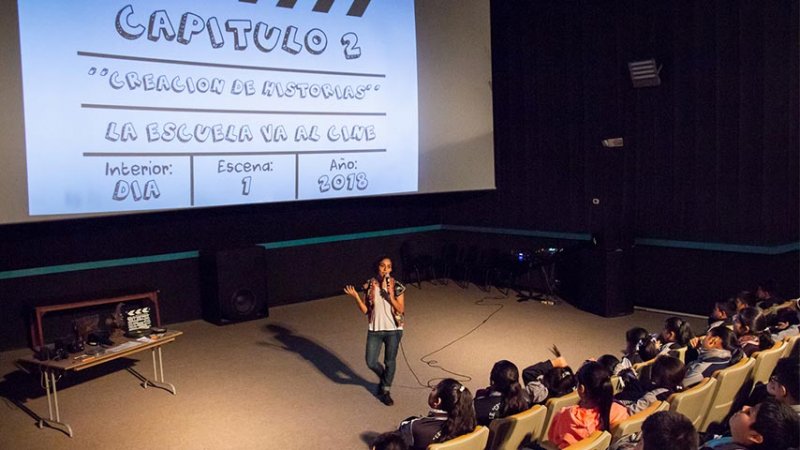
[0,0,494,224]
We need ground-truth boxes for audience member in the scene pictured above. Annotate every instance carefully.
[522,356,576,405]
[639,411,699,450]
[399,379,476,450]
[700,398,799,450]
[734,291,758,312]
[707,298,737,332]
[768,307,800,340]
[616,355,685,414]
[598,354,623,376]
[755,279,784,309]
[621,327,649,367]
[473,360,530,425]
[683,326,742,388]
[372,431,409,450]
[547,361,629,448]
[658,317,694,356]
[733,307,774,357]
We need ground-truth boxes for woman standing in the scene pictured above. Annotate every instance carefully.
[344,256,406,406]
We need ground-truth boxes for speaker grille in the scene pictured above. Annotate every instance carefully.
[228,289,256,317]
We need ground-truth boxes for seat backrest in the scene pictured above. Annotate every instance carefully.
[668,377,717,429]
[539,390,580,443]
[427,426,489,450]
[563,430,612,450]
[487,405,547,450]
[610,375,624,395]
[783,334,800,358]
[671,346,688,363]
[750,341,788,385]
[610,400,669,442]
[632,358,656,383]
[700,357,755,432]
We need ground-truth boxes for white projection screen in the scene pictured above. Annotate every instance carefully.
[0,0,494,224]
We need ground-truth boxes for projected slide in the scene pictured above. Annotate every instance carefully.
[17,0,418,215]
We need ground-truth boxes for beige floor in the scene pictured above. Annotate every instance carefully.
[0,282,706,450]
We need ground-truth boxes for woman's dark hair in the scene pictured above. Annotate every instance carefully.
[707,326,739,352]
[735,307,767,336]
[433,379,477,442]
[769,307,800,331]
[714,298,738,318]
[638,335,660,362]
[625,327,649,355]
[735,290,758,309]
[771,357,800,402]
[597,354,621,375]
[649,355,686,392]
[373,255,392,271]
[489,360,528,416]
[372,431,408,450]
[750,398,800,450]
[576,361,614,431]
[542,366,576,398]
[663,317,694,347]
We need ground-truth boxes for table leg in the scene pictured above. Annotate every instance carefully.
[141,347,176,395]
[38,368,73,437]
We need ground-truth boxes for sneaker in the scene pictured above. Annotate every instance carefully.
[378,392,394,406]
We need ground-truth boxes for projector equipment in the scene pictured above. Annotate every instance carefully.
[628,59,662,88]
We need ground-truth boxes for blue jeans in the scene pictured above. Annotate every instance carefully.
[365,329,403,393]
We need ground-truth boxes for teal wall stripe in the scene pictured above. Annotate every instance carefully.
[1,225,796,280]
[634,238,800,255]
[260,225,443,249]
[442,225,593,241]
[0,251,199,280]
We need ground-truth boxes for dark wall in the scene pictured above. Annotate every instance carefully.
[1,1,798,349]
[449,0,799,244]
[443,0,799,311]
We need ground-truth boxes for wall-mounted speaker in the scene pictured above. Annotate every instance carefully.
[201,247,269,325]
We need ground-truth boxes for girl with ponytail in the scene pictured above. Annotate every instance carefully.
[547,361,629,448]
[658,316,695,356]
[474,360,531,425]
[734,307,775,357]
[399,378,477,449]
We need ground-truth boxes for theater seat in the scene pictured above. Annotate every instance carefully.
[427,425,489,450]
[563,430,612,450]
[668,377,716,430]
[487,404,546,450]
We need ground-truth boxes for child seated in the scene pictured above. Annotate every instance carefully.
[399,379,476,450]
[547,361,629,448]
[683,326,742,388]
[521,356,576,405]
[616,355,685,414]
[658,316,694,356]
[473,360,530,425]
[748,356,799,416]
[768,307,800,341]
[620,327,649,368]
[733,307,774,357]
[707,298,737,333]
[700,398,799,450]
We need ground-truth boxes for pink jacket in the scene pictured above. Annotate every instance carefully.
[547,402,629,448]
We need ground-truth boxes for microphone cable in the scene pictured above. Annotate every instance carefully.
[400,286,508,389]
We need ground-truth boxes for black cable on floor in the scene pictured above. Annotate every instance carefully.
[400,283,508,389]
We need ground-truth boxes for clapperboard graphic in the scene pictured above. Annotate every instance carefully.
[123,305,153,337]
[239,0,372,17]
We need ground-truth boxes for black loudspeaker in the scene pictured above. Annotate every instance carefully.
[559,243,633,317]
[201,247,269,325]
